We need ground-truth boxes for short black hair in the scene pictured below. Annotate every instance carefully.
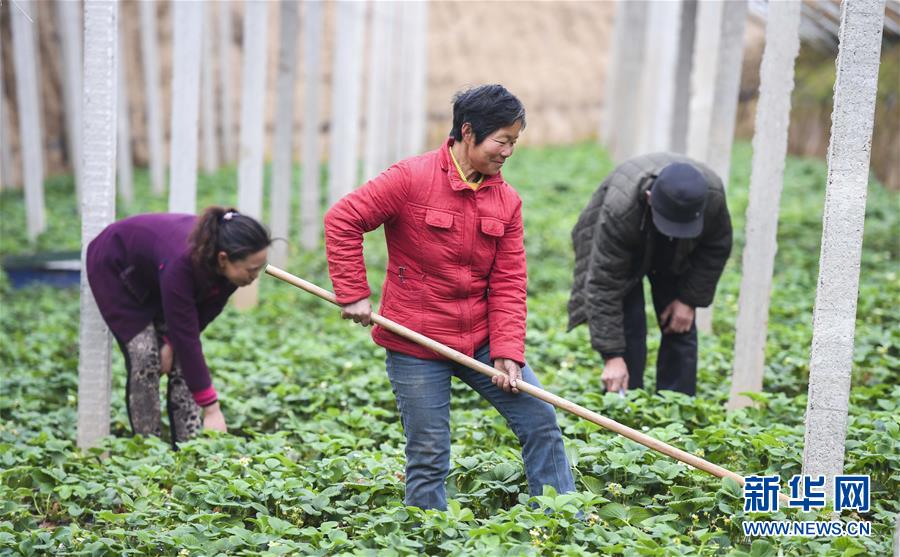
[450,84,526,145]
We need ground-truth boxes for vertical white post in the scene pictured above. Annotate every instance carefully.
[0,36,16,190]
[688,0,747,333]
[327,1,367,207]
[636,0,682,154]
[269,0,300,269]
[233,0,269,310]
[604,1,648,162]
[200,2,219,174]
[78,0,118,450]
[168,1,204,214]
[11,0,46,241]
[139,0,165,195]
[364,0,396,181]
[802,0,884,494]
[217,1,236,163]
[116,21,134,204]
[728,1,801,410]
[300,0,324,251]
[402,0,429,158]
[56,0,84,204]
[670,0,697,154]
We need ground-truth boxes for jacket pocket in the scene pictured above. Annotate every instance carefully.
[479,217,505,238]
[424,208,454,230]
[119,265,149,304]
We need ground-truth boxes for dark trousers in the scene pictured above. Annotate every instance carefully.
[622,273,698,395]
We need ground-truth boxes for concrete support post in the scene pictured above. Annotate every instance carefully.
[168,1,204,214]
[200,2,219,175]
[636,0,682,154]
[688,0,747,333]
[116,22,134,204]
[269,0,300,268]
[56,0,84,204]
[77,0,118,450]
[728,1,801,410]
[11,0,46,241]
[327,1,367,208]
[802,0,884,495]
[138,0,165,195]
[299,0,324,251]
[233,0,269,310]
[604,1,648,162]
[217,2,237,163]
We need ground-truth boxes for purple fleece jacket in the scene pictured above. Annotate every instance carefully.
[86,213,235,405]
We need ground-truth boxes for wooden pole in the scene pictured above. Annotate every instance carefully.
[265,264,790,503]
[78,0,118,449]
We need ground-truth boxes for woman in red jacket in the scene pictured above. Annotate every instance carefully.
[325,85,574,510]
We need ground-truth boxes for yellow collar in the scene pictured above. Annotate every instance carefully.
[449,145,483,190]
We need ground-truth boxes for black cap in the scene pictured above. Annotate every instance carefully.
[649,163,708,238]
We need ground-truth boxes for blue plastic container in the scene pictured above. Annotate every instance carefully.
[2,252,82,288]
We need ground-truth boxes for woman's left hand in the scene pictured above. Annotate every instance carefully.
[492,358,522,394]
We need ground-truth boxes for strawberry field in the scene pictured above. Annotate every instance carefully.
[1,143,897,555]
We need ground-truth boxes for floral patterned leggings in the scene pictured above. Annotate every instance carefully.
[117,323,203,448]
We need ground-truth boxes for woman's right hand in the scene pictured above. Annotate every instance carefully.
[203,401,228,433]
[341,298,373,327]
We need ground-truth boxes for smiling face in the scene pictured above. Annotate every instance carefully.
[217,248,268,287]
[462,120,523,177]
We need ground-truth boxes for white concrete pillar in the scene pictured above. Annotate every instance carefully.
[200,2,219,175]
[688,0,747,333]
[269,0,300,269]
[117,21,134,205]
[402,0,429,158]
[802,0,884,495]
[0,34,16,190]
[299,0,324,251]
[77,0,118,450]
[139,0,166,195]
[364,1,397,181]
[168,1,204,214]
[728,0,801,410]
[11,0,46,241]
[56,0,84,204]
[327,1,367,208]
[603,1,648,162]
[233,0,269,310]
[636,0,683,154]
[217,1,236,163]
[670,0,697,154]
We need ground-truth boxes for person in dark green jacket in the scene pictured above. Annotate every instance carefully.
[567,153,733,396]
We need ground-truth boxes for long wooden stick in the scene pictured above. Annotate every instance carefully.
[265,264,790,503]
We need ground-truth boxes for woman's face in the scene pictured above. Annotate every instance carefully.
[218,248,268,287]
[463,120,523,177]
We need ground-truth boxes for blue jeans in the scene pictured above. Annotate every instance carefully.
[385,344,575,510]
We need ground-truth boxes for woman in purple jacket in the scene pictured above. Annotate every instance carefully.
[87,206,270,446]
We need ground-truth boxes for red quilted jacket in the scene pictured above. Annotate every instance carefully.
[324,139,527,364]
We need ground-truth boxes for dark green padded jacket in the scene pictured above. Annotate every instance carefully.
[567,152,733,357]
